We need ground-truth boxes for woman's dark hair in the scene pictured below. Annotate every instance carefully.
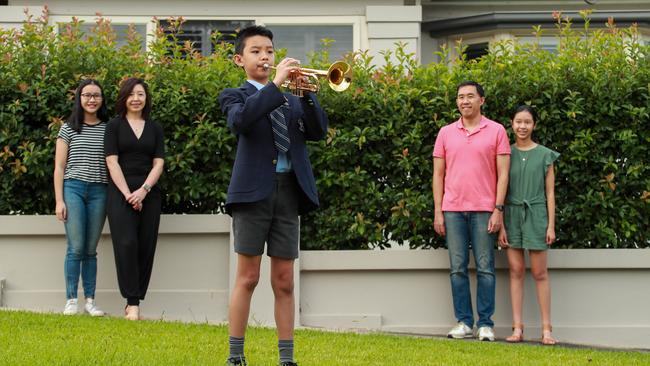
[66,79,108,133]
[115,77,152,120]
[512,105,537,122]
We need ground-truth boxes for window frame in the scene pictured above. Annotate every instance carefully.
[256,15,365,52]
[50,14,365,56]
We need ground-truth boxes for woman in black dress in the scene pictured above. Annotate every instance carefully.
[105,77,165,320]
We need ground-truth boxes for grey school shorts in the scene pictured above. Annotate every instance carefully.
[231,172,300,259]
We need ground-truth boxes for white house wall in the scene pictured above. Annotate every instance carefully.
[3,1,650,64]
[0,5,42,29]
[367,5,422,66]
[9,0,403,17]
[2,1,421,66]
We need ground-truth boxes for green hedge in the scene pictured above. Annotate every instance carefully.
[1,10,648,249]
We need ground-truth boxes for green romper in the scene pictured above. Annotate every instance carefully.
[504,144,560,250]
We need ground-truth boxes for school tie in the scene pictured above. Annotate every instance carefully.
[270,103,290,153]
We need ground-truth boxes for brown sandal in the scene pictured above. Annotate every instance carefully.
[541,324,557,345]
[506,323,524,343]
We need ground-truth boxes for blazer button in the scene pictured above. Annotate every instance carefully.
[272,159,277,165]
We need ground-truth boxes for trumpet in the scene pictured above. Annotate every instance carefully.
[263,61,352,97]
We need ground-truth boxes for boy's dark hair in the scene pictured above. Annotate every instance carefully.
[456,81,485,98]
[66,79,109,133]
[512,105,537,122]
[116,77,152,120]
[234,25,274,55]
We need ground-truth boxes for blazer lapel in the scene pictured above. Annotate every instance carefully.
[241,81,257,96]
[239,82,295,130]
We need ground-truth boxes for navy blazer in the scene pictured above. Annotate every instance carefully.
[218,81,328,215]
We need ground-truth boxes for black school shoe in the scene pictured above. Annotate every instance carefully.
[279,362,298,366]
[225,356,247,366]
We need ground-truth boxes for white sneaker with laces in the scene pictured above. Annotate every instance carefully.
[447,322,473,339]
[477,326,495,341]
[84,298,105,317]
[63,298,78,315]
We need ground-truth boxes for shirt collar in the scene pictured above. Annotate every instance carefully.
[247,79,266,90]
[455,116,488,130]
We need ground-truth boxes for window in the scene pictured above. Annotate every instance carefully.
[266,25,353,63]
[78,23,147,51]
[518,36,559,54]
[57,22,147,51]
[463,42,489,60]
[160,19,253,56]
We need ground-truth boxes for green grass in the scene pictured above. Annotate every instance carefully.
[1,310,648,366]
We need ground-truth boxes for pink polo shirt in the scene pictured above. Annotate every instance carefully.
[433,116,511,212]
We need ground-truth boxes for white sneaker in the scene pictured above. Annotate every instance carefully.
[477,326,495,341]
[63,298,78,315]
[447,322,473,339]
[84,298,105,317]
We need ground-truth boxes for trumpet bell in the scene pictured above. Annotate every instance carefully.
[327,61,353,92]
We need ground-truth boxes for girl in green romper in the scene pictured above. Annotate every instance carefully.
[498,105,559,345]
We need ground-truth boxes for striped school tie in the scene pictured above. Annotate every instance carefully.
[270,104,290,153]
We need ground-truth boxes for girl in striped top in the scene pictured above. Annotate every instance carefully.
[54,79,109,317]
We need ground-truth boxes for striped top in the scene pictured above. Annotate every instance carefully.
[57,122,108,184]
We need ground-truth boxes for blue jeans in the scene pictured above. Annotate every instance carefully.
[63,179,107,299]
[444,211,496,328]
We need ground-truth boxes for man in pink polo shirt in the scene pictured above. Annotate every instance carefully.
[432,81,510,341]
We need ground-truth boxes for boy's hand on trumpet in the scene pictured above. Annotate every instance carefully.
[272,58,301,88]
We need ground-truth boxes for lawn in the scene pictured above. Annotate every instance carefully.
[2,310,648,365]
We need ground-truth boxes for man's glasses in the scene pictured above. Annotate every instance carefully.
[81,93,103,100]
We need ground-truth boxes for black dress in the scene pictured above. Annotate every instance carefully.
[104,117,165,306]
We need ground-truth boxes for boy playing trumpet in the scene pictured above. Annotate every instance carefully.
[218,25,328,366]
